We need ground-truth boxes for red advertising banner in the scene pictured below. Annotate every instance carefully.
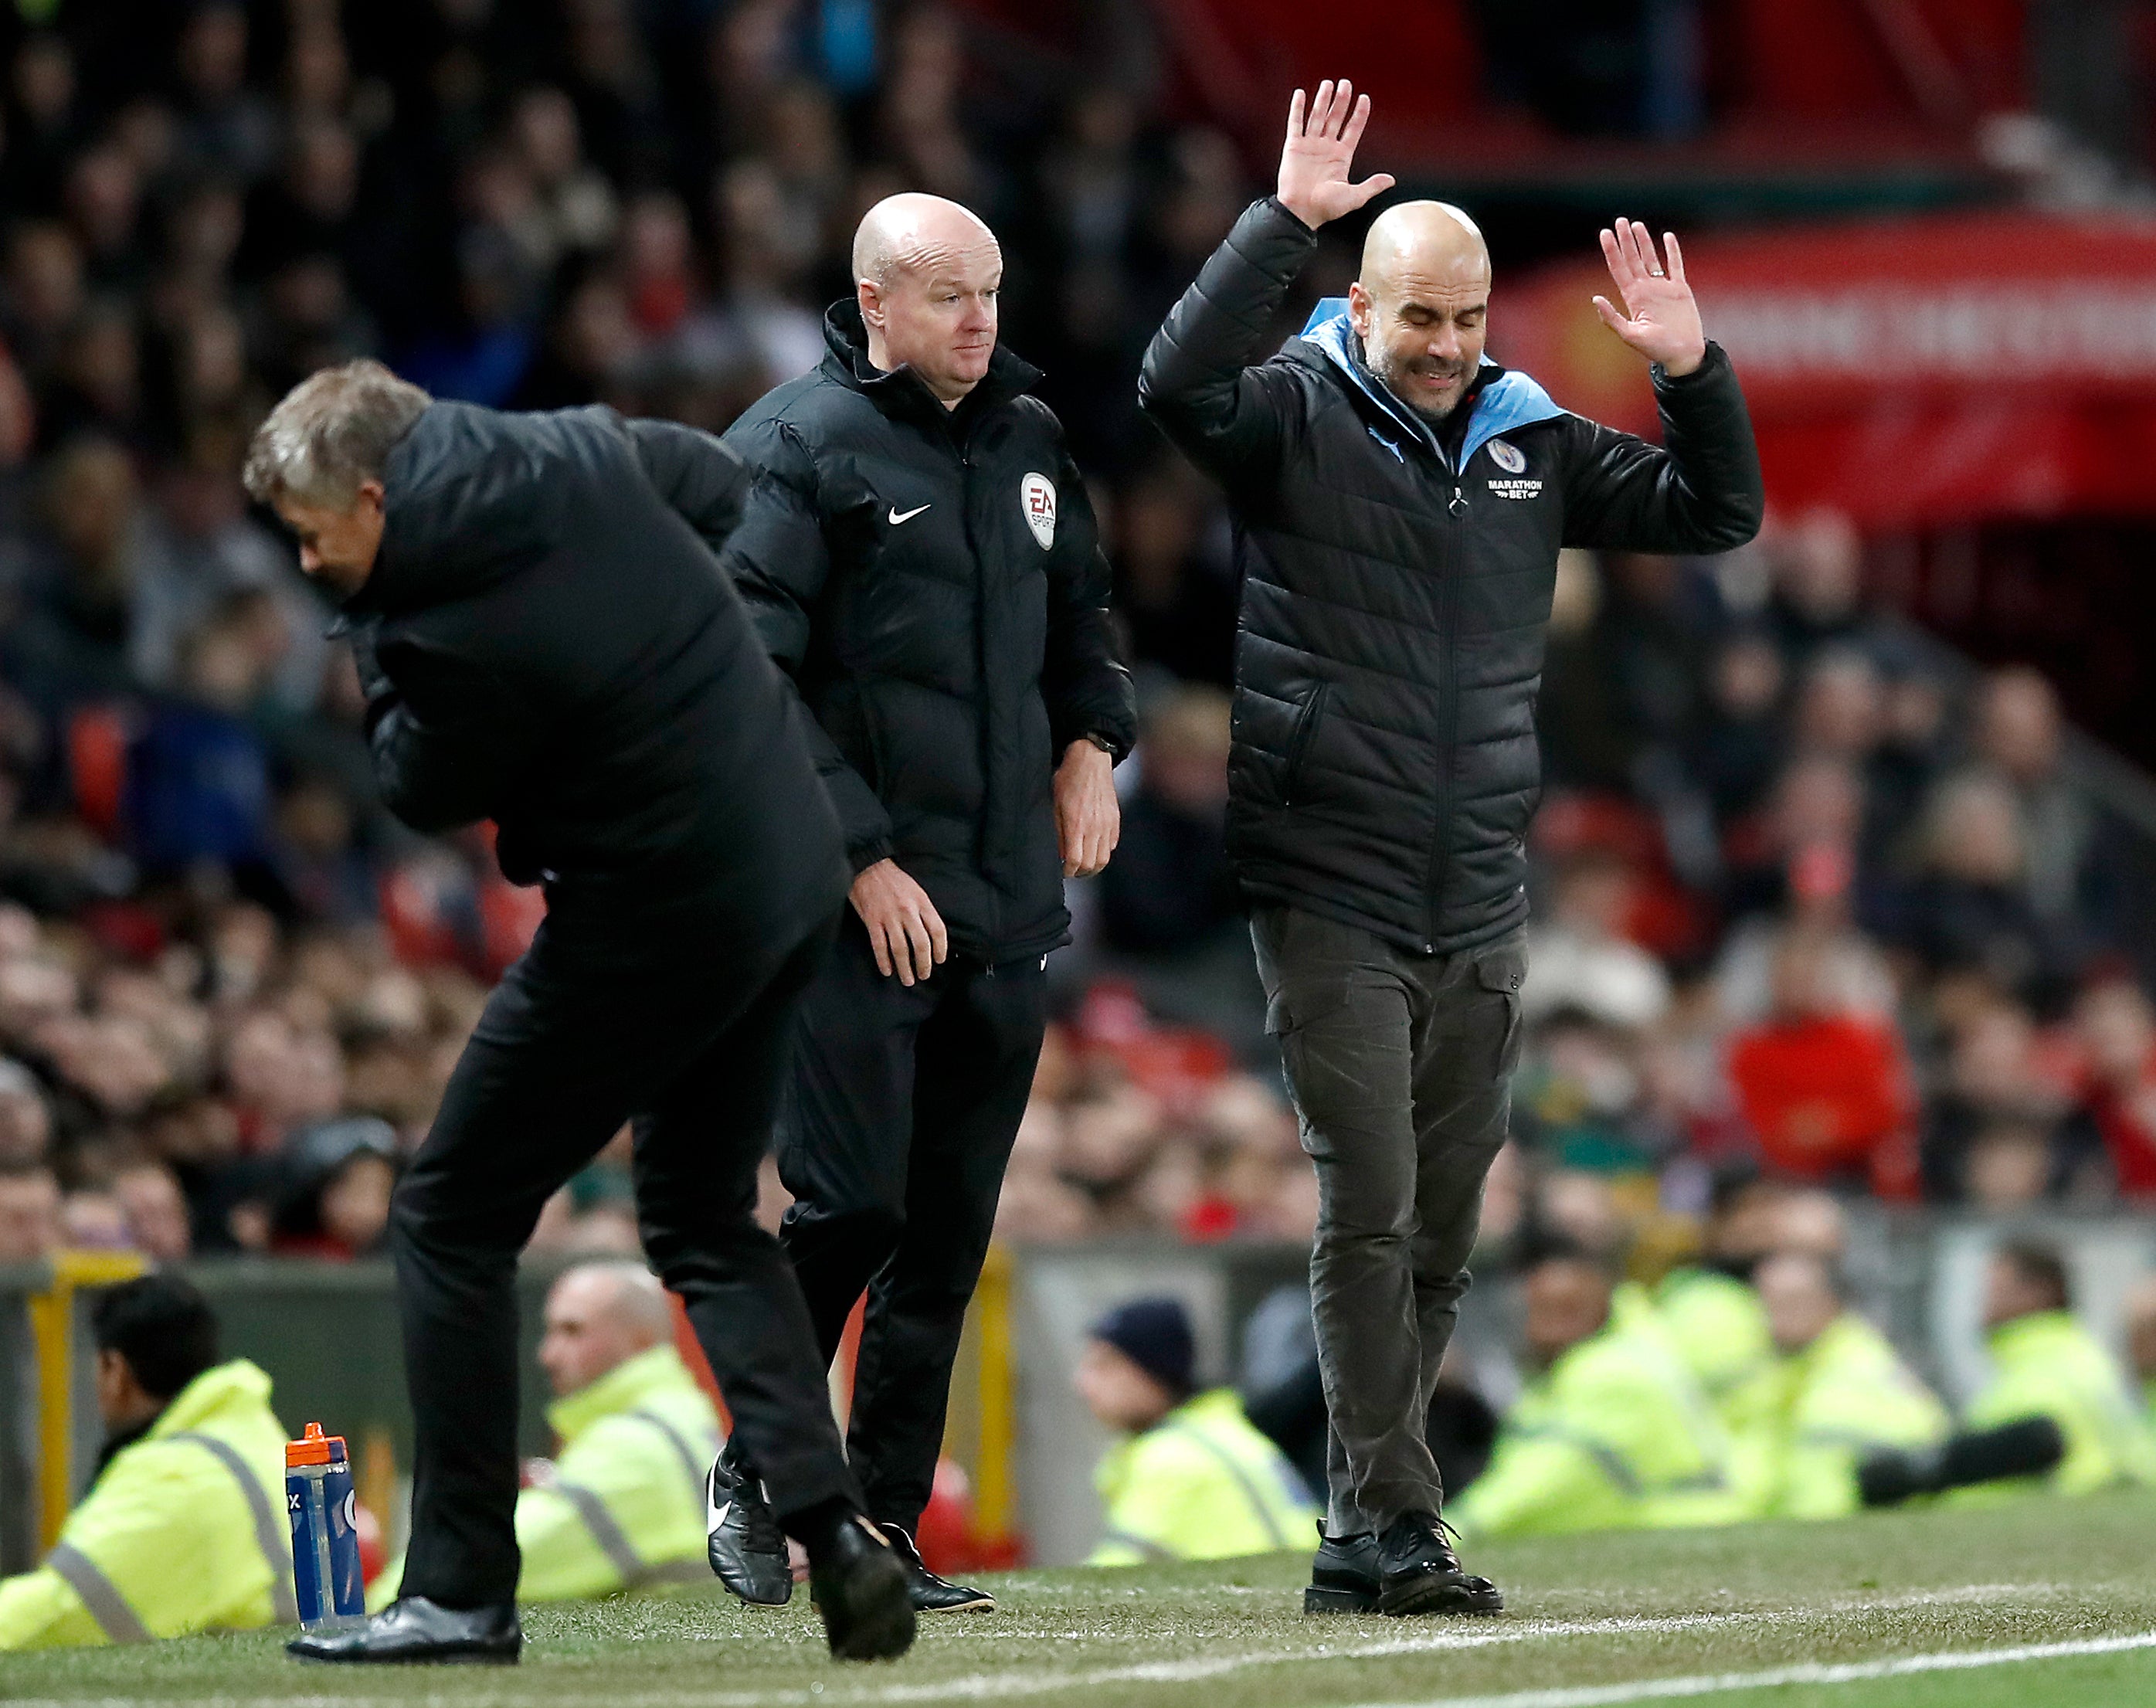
[1495,211,2156,528]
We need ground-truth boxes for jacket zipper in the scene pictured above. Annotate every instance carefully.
[1424,480,1468,952]
[1282,682,1331,807]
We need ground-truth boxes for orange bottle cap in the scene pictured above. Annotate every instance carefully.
[286,1421,348,1467]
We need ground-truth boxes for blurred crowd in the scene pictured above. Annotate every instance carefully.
[0,2,2154,1283]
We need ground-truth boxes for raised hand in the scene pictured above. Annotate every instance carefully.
[1591,218,1706,377]
[1276,80,1396,230]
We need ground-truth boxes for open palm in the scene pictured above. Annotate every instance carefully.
[1592,218,1706,375]
[1277,81,1395,230]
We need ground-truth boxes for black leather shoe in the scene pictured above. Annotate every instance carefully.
[287,1597,521,1664]
[707,1445,793,1606]
[810,1514,917,1661]
[1305,1526,1380,1614]
[1376,1512,1504,1617]
[880,1523,995,1613]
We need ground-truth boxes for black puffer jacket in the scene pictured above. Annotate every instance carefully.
[1141,198,1764,956]
[346,402,848,959]
[719,304,1136,963]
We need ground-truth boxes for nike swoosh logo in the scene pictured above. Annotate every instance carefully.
[888,504,931,525]
[705,1464,729,1531]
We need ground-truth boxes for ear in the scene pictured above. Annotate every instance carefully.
[357,478,386,514]
[857,277,883,330]
[1347,280,1373,338]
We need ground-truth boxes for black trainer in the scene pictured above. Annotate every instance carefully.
[705,1444,792,1606]
[1375,1511,1504,1617]
[810,1514,918,1661]
[287,1597,521,1664]
[1304,1526,1380,1614]
[880,1523,996,1613]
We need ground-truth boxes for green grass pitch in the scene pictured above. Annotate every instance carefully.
[6,1494,2154,1707]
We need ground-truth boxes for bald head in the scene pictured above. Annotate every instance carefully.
[1348,201,1492,423]
[853,194,1003,406]
[1360,201,1489,294]
[538,1261,674,1397]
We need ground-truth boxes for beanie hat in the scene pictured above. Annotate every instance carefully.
[1090,1295,1196,1397]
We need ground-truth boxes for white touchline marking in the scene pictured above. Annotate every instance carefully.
[1347,1629,2156,1708]
[4,1591,2134,1708]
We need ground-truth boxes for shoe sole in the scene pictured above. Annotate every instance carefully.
[287,1645,520,1665]
[1378,1572,1506,1618]
[917,1593,997,1614]
[1303,1584,1380,1615]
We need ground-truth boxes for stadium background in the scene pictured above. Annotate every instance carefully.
[2,0,2155,1578]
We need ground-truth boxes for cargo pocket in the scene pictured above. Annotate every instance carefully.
[1475,939,1528,1075]
[1281,683,1332,807]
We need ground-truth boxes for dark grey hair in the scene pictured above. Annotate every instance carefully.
[242,358,430,508]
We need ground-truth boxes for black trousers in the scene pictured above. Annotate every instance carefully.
[392,906,857,1609]
[769,918,1047,1533]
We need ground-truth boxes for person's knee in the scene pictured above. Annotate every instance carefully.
[790,1197,905,1260]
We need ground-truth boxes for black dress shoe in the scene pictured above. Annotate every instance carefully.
[809,1514,917,1661]
[1305,1526,1380,1614]
[879,1524,995,1613]
[707,1444,793,1606]
[287,1597,521,1664]
[1375,1512,1504,1618]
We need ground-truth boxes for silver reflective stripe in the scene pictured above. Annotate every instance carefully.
[169,1431,300,1625]
[46,1542,151,1644]
[555,1480,649,1585]
[1509,1422,1642,1497]
[1163,1426,1292,1551]
[627,1407,719,1506]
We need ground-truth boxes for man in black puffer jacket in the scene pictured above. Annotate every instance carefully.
[243,362,912,1666]
[1141,84,1763,1618]
[708,194,1136,1615]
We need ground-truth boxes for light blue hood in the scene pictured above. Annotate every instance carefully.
[1298,297,1567,474]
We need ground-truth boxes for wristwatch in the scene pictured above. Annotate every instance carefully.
[1080,731,1117,756]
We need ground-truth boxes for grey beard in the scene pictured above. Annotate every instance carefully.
[1373,355,1468,423]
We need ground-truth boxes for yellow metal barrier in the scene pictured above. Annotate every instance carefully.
[28,1250,148,1550]
[972,1244,1016,1542]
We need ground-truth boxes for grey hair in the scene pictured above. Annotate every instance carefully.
[243,358,430,508]
[561,1259,674,1343]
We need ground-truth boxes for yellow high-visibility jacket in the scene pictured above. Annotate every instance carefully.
[1754,1312,1948,1520]
[1451,1285,1743,1540]
[1087,1388,1317,1566]
[0,1359,295,1649]
[368,1343,721,1608]
[1956,1310,2156,1502]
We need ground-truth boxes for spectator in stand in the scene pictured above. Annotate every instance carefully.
[0,1163,62,1261]
[1099,686,1238,956]
[1523,850,1670,1033]
[1689,632,1784,822]
[2072,975,2156,1198]
[1109,463,1237,688]
[1872,770,2075,1009]
[1726,929,1918,1196]
[1713,841,1894,1032]
[113,1160,193,1264]
[1920,999,2077,1203]
[1975,667,2106,931]
[0,1061,53,1166]
[270,1116,399,1261]
[1761,508,1888,666]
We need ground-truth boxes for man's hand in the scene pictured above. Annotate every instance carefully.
[1591,218,1706,376]
[1055,739,1119,878]
[1276,80,1395,231]
[849,858,949,985]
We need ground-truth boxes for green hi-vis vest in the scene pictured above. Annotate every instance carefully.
[1451,1283,1744,1540]
[1954,1309,2156,1503]
[1087,1388,1318,1566]
[1754,1312,1948,1520]
[0,1360,296,1649]
[368,1344,721,1608]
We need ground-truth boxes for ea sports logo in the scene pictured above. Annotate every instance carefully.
[1488,439,1526,474]
[1021,472,1057,550]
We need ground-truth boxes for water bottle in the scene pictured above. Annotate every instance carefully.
[287,1421,365,1628]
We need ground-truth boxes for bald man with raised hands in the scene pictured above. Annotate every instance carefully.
[1141,84,1763,1617]
[710,194,1136,1614]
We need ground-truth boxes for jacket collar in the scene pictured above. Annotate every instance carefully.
[1293,297,1567,474]
[148,1358,276,1440]
[545,1343,702,1446]
[818,299,1041,426]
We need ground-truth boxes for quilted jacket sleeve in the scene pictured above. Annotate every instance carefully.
[1558,342,1765,555]
[1139,197,1318,488]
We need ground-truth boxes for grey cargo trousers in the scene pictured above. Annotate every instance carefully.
[1251,905,1526,1535]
